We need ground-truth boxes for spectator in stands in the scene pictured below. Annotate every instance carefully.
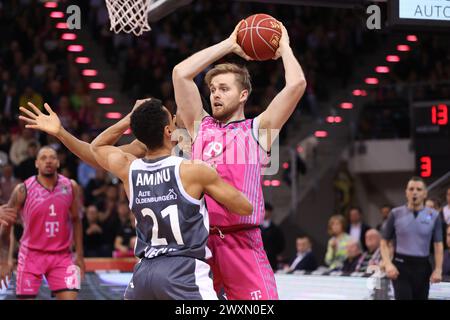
[443,225,450,277]
[84,168,109,206]
[9,128,39,166]
[285,236,317,273]
[14,141,39,181]
[346,206,370,251]
[78,95,98,131]
[443,187,450,225]
[425,198,441,212]
[325,214,351,271]
[341,240,362,273]
[333,161,354,216]
[83,204,105,257]
[77,134,97,189]
[0,128,12,155]
[113,202,136,258]
[0,163,19,204]
[261,202,285,271]
[355,229,382,273]
[0,84,19,126]
[56,96,78,132]
[426,197,447,253]
[56,147,78,179]
[376,204,392,231]
[19,86,43,111]
[43,79,62,109]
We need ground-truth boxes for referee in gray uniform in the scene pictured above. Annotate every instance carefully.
[89,98,253,299]
[380,176,444,300]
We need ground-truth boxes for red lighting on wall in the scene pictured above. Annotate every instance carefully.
[314,130,328,138]
[82,69,98,77]
[97,97,114,105]
[326,116,343,124]
[340,102,353,110]
[105,112,122,119]
[386,55,400,62]
[406,35,418,42]
[271,180,281,187]
[397,44,410,52]
[50,11,64,18]
[44,2,58,8]
[75,57,90,64]
[56,22,68,29]
[375,66,390,73]
[365,77,379,85]
[61,33,77,40]
[67,45,84,52]
[89,82,106,90]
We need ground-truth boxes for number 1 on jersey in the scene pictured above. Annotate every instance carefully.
[49,204,56,216]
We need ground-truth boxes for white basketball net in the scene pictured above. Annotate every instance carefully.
[105,0,153,36]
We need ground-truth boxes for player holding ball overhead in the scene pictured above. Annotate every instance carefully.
[172,15,306,300]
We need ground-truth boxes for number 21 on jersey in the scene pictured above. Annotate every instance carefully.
[141,205,184,246]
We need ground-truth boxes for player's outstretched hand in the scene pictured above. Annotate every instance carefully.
[228,20,254,61]
[0,205,16,227]
[19,102,62,137]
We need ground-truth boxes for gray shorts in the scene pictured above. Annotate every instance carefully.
[124,256,217,300]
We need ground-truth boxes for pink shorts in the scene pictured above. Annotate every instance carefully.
[16,246,80,298]
[207,226,278,300]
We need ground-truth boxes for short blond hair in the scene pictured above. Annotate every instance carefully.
[328,214,346,236]
[205,63,252,96]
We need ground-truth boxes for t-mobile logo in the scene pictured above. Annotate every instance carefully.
[250,290,262,300]
[45,221,60,237]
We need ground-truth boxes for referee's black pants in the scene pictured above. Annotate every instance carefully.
[392,253,432,300]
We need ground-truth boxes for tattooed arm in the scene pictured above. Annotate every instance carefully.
[0,184,26,286]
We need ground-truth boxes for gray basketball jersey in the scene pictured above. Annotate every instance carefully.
[128,155,211,261]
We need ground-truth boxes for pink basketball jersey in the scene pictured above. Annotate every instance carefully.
[20,175,74,252]
[192,116,268,227]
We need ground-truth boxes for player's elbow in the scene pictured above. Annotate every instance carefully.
[89,142,100,155]
[172,64,191,81]
[288,79,307,98]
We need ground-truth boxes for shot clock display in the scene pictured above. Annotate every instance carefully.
[412,101,450,181]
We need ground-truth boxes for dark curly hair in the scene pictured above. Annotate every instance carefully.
[130,99,171,150]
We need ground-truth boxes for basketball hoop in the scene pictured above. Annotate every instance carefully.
[105,0,153,36]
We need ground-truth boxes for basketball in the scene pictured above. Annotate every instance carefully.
[237,14,282,61]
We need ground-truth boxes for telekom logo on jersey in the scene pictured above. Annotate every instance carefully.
[45,221,59,237]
